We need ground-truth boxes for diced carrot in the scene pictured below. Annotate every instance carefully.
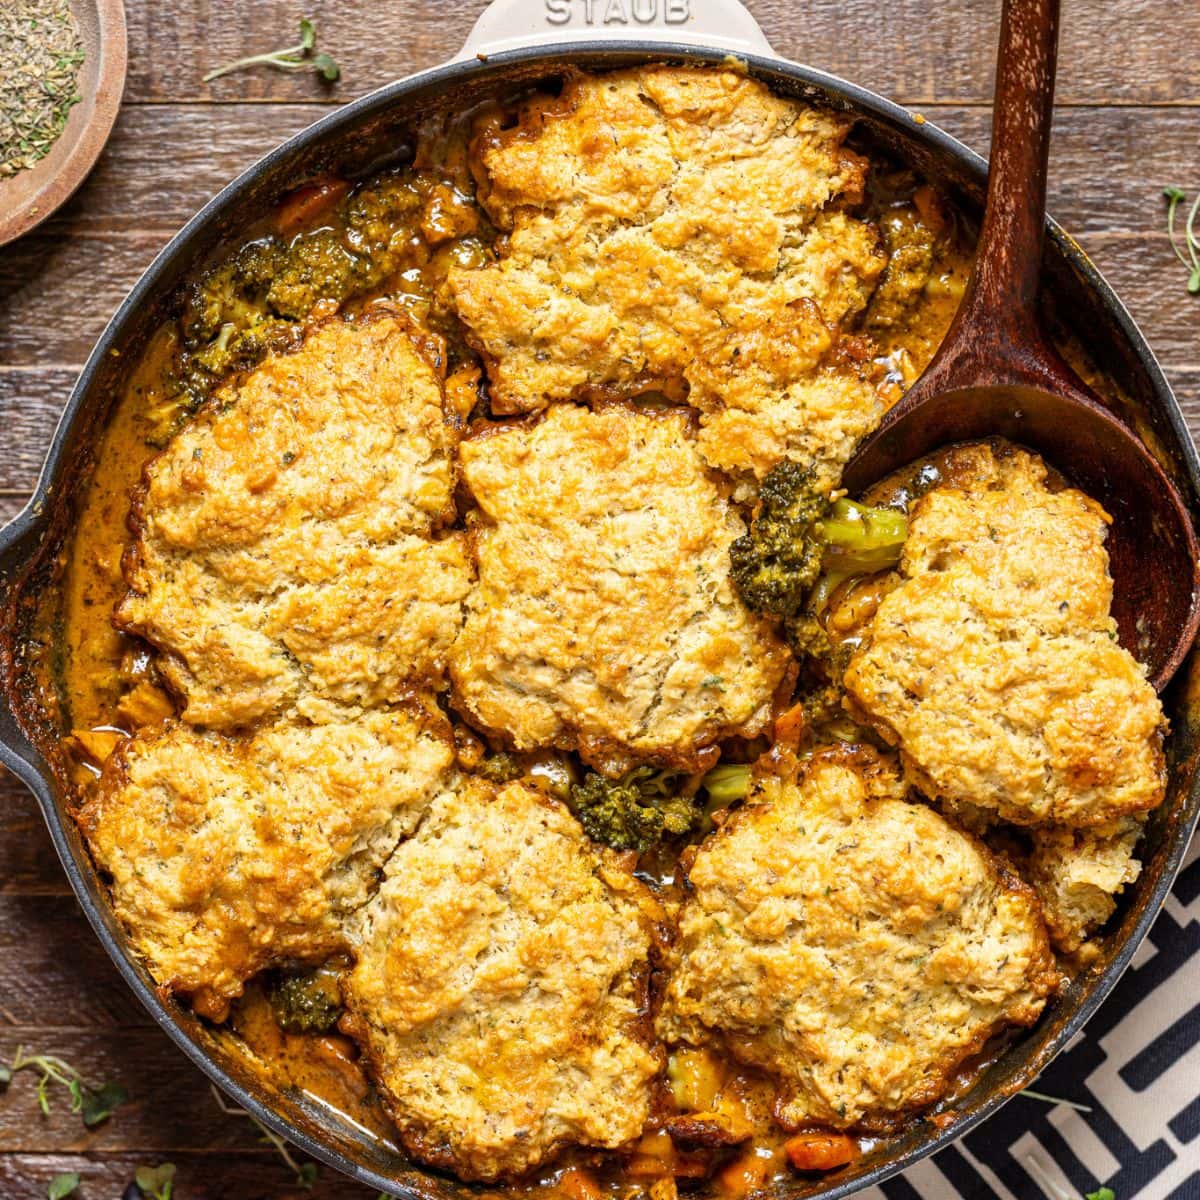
[628,1129,676,1178]
[115,680,175,729]
[557,1167,604,1200]
[783,1131,858,1172]
[311,1034,357,1070]
[773,702,807,749]
[717,1148,777,1196]
[67,727,125,767]
[276,177,351,238]
[912,184,947,235]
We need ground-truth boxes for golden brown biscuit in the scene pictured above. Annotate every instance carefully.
[1028,818,1143,953]
[450,403,792,774]
[844,444,1167,827]
[79,703,455,1020]
[118,315,472,730]
[450,67,886,483]
[343,778,661,1181]
[657,748,1058,1131]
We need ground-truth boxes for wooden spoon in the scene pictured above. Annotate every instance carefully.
[842,0,1200,690]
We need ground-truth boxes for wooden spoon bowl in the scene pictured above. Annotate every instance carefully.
[0,0,127,247]
[844,0,1200,690]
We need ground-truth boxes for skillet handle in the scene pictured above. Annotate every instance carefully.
[454,0,774,62]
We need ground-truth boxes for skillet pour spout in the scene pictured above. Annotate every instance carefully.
[842,0,1200,689]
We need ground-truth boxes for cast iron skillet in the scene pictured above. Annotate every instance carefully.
[2,3,1199,1196]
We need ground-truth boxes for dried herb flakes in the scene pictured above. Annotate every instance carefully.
[0,0,85,179]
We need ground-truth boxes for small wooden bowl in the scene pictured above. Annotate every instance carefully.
[0,0,127,247]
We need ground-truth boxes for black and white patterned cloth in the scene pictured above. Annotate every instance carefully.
[874,837,1200,1199]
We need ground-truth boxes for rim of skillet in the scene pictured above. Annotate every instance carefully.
[2,40,1199,1200]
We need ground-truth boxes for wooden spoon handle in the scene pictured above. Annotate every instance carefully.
[903,0,1071,400]
[971,0,1059,326]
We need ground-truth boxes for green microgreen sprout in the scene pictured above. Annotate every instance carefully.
[1025,1151,1114,1200]
[134,1163,176,1200]
[1019,1086,1093,1113]
[1163,185,1200,295]
[203,18,340,84]
[210,1084,319,1188]
[47,1173,80,1200]
[1,1046,127,1127]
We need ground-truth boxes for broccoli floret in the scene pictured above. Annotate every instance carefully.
[179,239,300,386]
[268,968,343,1034]
[186,315,294,378]
[264,227,364,319]
[474,751,525,785]
[567,767,700,852]
[343,174,423,260]
[169,170,467,426]
[175,228,366,410]
[729,461,828,617]
[181,242,275,345]
[866,205,939,332]
[784,611,833,661]
[730,462,910,649]
[161,168,481,444]
[145,310,297,449]
[156,315,295,446]
[184,231,362,345]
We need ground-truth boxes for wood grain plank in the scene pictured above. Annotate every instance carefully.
[918,107,1200,237]
[0,773,70,897]
[1073,235,1200,373]
[1,234,153,369]
[0,1030,304,1154]
[0,371,73,492]
[32,103,331,233]
[0,896,147,1028]
[0,1151,375,1198]
[120,0,1200,107]
[0,496,30,525]
[20,103,1197,240]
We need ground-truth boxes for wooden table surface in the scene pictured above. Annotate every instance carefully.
[1,1,1197,1195]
